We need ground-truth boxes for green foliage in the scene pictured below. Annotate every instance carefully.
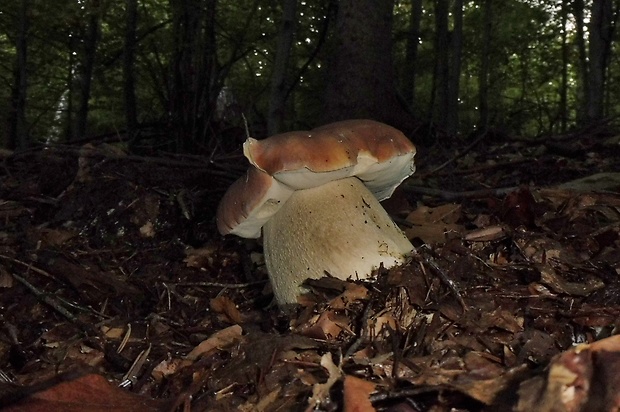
[0,0,616,148]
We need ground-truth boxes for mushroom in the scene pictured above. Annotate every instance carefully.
[216,119,416,307]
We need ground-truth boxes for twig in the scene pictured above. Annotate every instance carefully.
[403,185,517,201]
[173,280,267,288]
[10,272,78,322]
[345,301,373,358]
[414,248,467,312]
[0,254,55,278]
[424,130,488,176]
[430,158,532,177]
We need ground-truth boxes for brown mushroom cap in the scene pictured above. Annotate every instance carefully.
[216,119,416,238]
[216,165,293,238]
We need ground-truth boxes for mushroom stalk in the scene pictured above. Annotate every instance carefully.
[263,176,414,306]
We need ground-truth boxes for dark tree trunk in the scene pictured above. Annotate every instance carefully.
[323,0,416,135]
[402,0,422,110]
[587,0,614,123]
[8,0,30,150]
[560,0,569,133]
[169,0,218,152]
[74,1,101,141]
[433,0,449,130]
[478,0,492,131]
[124,0,139,144]
[268,0,297,135]
[573,0,588,125]
[64,35,76,142]
[446,0,463,135]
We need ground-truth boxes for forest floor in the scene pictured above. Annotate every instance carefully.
[0,123,620,412]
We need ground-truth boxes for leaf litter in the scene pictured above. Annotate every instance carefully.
[0,127,619,411]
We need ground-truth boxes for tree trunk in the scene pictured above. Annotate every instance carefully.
[402,0,422,110]
[446,0,463,135]
[64,35,76,142]
[478,0,492,131]
[8,0,30,150]
[560,0,569,133]
[267,0,298,135]
[169,0,218,152]
[74,1,101,141]
[323,0,416,136]
[433,0,449,131]
[587,0,613,123]
[573,0,588,125]
[124,0,139,144]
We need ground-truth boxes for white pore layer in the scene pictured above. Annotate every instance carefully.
[263,176,414,306]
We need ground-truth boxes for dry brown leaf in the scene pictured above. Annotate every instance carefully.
[185,324,242,361]
[210,295,243,324]
[183,245,218,269]
[298,310,353,340]
[328,282,369,309]
[151,357,186,382]
[343,375,376,412]
[1,373,170,412]
[405,204,464,244]
[516,335,620,412]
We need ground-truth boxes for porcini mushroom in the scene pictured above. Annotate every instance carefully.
[216,119,416,307]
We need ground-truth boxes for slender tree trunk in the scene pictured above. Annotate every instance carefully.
[432,0,449,129]
[403,0,422,110]
[268,0,297,135]
[8,0,30,150]
[587,0,613,123]
[478,0,492,131]
[74,0,101,141]
[560,0,569,133]
[124,0,139,144]
[573,0,588,125]
[323,0,416,135]
[446,0,463,135]
[169,0,218,152]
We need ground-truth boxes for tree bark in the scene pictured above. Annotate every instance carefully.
[267,0,297,135]
[433,0,449,131]
[74,0,101,141]
[323,0,416,136]
[169,0,218,152]
[560,0,569,133]
[587,0,614,123]
[573,0,588,125]
[447,0,463,135]
[478,0,492,131]
[124,0,139,144]
[402,0,422,110]
[8,0,30,150]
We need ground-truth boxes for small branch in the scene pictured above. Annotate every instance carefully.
[429,158,533,177]
[173,280,267,288]
[11,272,78,322]
[403,185,517,201]
[414,248,467,312]
[423,131,488,176]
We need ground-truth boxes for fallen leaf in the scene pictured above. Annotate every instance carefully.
[343,375,376,412]
[516,335,620,412]
[1,372,170,412]
[210,295,243,324]
[185,324,243,361]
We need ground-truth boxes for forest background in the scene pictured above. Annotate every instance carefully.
[1,0,618,153]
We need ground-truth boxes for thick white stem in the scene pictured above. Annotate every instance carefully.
[263,176,414,306]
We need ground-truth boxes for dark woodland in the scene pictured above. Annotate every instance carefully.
[1,1,620,411]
